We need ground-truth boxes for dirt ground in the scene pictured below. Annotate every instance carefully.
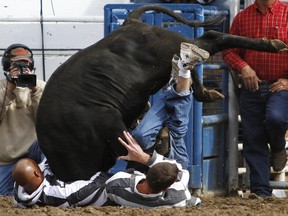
[1,194,288,216]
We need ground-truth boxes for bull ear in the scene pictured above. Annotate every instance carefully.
[271,39,288,52]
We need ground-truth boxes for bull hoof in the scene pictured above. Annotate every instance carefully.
[207,89,225,101]
[193,88,225,102]
[154,126,170,157]
[271,39,288,52]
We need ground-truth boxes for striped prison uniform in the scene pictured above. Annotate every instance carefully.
[13,158,113,208]
[104,151,201,208]
[14,152,200,208]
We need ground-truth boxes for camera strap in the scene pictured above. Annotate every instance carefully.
[0,80,9,121]
[3,72,13,83]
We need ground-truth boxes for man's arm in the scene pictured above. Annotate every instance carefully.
[104,131,193,208]
[0,79,16,120]
[118,131,151,164]
[222,13,248,72]
[222,13,260,92]
[118,131,189,185]
[30,80,46,118]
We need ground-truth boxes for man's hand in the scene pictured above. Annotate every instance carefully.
[240,65,261,92]
[29,86,38,93]
[270,78,288,92]
[118,131,151,164]
[6,67,19,92]
[7,81,16,93]
[8,66,37,92]
[9,67,20,78]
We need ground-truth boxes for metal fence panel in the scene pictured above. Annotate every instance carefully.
[104,3,229,192]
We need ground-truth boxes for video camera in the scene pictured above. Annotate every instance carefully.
[9,61,36,87]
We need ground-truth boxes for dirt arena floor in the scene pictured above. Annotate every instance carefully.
[1,194,288,216]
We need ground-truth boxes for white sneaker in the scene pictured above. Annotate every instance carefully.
[169,54,181,84]
[180,42,210,68]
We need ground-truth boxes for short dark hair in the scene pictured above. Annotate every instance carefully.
[146,162,179,193]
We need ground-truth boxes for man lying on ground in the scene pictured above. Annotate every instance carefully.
[12,132,200,208]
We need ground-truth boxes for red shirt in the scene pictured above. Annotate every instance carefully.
[222,0,288,81]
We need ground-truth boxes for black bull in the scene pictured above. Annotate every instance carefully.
[36,5,287,181]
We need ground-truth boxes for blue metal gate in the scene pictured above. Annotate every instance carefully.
[104,3,230,192]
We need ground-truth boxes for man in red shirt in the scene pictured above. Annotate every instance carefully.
[223,0,288,198]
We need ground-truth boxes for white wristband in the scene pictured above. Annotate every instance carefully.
[178,70,191,78]
[177,60,191,78]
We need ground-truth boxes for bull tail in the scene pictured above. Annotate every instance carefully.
[125,5,225,27]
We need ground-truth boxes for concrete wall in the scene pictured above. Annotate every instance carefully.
[0,0,130,81]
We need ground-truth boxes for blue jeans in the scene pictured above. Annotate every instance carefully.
[0,141,44,196]
[132,84,192,169]
[240,84,288,196]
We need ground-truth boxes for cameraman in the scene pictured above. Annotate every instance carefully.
[0,44,46,196]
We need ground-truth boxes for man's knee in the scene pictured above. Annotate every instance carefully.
[265,111,285,128]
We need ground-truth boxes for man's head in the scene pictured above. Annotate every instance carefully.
[146,162,179,193]
[12,158,44,195]
[2,44,34,72]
